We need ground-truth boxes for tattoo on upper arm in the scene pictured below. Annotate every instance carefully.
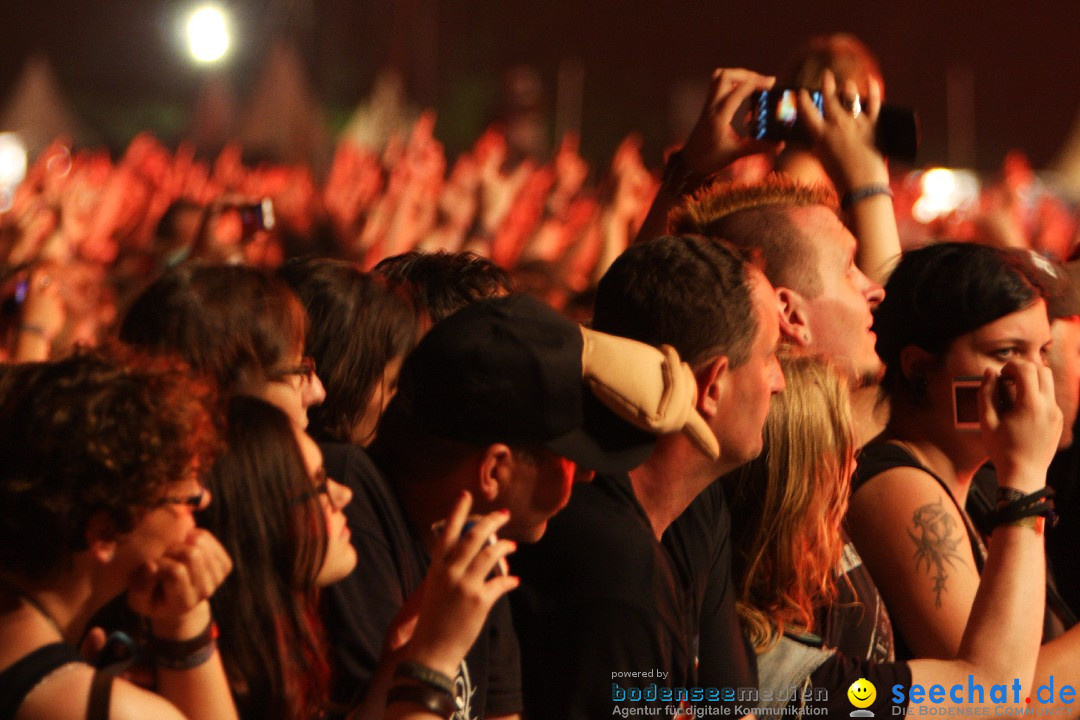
[907,498,967,608]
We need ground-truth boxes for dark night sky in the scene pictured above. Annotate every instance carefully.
[3,1,1080,172]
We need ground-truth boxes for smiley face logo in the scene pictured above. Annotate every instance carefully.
[847,678,876,709]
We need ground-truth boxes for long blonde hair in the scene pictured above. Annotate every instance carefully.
[730,353,854,652]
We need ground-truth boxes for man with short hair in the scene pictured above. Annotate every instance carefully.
[670,177,884,393]
[511,235,784,719]
[319,294,708,720]
[638,69,899,672]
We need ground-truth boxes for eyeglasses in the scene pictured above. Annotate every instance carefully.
[269,356,317,384]
[155,486,208,510]
[297,467,348,510]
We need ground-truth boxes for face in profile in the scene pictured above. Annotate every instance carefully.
[255,354,327,429]
[791,205,885,385]
[497,448,576,543]
[714,269,786,467]
[294,427,357,586]
[117,469,211,576]
[350,355,405,446]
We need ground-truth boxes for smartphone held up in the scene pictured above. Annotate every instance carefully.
[749,87,919,162]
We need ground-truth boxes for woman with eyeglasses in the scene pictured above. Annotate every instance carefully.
[0,349,238,720]
[203,396,517,720]
[120,263,326,428]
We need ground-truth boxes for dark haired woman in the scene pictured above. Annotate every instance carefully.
[278,259,417,446]
[849,241,1080,698]
[0,349,238,720]
[204,396,517,720]
[120,263,326,428]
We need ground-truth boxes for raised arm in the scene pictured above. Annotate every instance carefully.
[635,68,779,245]
[353,493,519,720]
[797,70,900,284]
[870,362,1059,702]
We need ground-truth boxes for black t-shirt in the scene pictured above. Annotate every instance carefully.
[319,442,523,720]
[819,532,896,663]
[663,479,759,692]
[511,474,696,719]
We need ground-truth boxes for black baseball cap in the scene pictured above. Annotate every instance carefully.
[389,294,656,474]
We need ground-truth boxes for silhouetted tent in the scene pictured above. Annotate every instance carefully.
[236,41,331,174]
[1053,106,1080,201]
[0,55,90,156]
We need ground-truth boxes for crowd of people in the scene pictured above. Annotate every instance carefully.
[3,31,1080,720]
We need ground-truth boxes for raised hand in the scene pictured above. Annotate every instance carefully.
[797,69,888,193]
[980,359,1062,491]
[680,67,781,177]
[399,493,519,677]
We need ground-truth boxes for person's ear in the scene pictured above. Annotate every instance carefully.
[777,287,812,347]
[899,345,935,390]
[85,512,118,565]
[696,355,730,420]
[477,443,513,502]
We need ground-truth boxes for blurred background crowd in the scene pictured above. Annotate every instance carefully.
[3,1,1080,358]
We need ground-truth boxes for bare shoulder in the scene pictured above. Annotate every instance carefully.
[16,665,186,720]
[846,464,980,657]
[110,678,188,720]
[848,464,975,577]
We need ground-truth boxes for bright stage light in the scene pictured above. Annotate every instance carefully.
[912,167,980,224]
[0,133,27,188]
[187,5,230,64]
[0,133,26,214]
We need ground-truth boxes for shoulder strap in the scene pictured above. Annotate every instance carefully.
[86,668,114,720]
[855,442,986,573]
[0,643,82,720]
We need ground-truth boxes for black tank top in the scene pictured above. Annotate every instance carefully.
[851,441,987,660]
[0,643,113,720]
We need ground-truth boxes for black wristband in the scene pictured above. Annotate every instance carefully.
[149,618,217,670]
[990,487,1057,528]
[996,486,1027,509]
[386,682,456,718]
[394,660,455,695]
